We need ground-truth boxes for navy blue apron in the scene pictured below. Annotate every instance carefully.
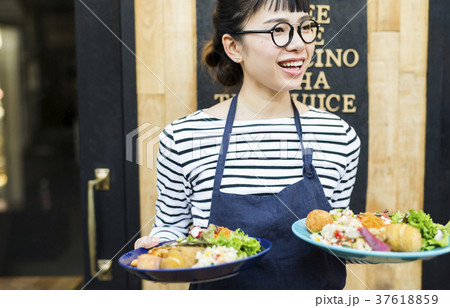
[191,94,346,290]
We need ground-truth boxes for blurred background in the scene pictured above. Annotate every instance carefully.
[0,0,82,286]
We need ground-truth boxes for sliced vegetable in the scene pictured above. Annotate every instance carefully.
[184,224,261,258]
[359,227,391,251]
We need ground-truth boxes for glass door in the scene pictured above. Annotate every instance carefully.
[0,0,140,290]
[0,2,83,285]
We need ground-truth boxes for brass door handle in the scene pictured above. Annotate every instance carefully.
[88,168,113,281]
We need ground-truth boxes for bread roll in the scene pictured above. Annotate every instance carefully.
[383,224,422,252]
[306,210,334,233]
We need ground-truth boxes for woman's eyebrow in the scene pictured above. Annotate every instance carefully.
[263,15,311,24]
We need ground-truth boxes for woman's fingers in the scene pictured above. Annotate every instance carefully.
[134,236,160,249]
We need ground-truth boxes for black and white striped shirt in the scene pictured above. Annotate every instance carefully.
[150,107,360,241]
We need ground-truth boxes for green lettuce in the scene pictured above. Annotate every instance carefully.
[424,222,450,250]
[404,210,450,251]
[207,228,261,258]
[184,225,261,258]
[390,211,406,224]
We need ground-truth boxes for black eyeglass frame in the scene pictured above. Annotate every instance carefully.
[234,18,320,47]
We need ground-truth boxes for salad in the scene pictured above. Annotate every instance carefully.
[310,209,375,251]
[308,209,450,252]
[390,209,450,250]
[130,224,262,270]
[186,224,261,258]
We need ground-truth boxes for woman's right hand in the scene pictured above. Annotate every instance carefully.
[134,236,160,249]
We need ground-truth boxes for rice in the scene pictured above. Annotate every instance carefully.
[192,245,239,268]
[310,209,373,251]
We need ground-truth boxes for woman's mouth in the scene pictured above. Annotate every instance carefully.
[278,60,305,76]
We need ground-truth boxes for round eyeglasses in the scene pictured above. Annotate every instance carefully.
[234,19,319,47]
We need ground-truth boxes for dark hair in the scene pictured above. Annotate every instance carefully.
[203,0,310,87]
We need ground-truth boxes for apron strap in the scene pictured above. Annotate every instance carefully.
[294,105,316,178]
[212,94,238,195]
[212,93,311,194]
[293,100,306,155]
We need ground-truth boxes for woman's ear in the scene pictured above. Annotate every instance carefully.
[222,34,243,63]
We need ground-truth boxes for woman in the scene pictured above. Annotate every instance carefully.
[135,0,360,289]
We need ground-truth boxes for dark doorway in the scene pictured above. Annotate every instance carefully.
[0,0,82,279]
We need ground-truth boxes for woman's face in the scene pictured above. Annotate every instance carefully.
[238,7,315,93]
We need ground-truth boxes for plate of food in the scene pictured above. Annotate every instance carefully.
[119,224,272,283]
[291,209,450,263]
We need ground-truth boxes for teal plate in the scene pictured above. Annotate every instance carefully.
[292,218,450,263]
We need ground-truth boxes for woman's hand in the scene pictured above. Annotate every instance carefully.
[134,236,160,249]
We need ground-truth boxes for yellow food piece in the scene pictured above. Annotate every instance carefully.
[383,224,422,252]
[148,247,169,258]
[137,254,161,269]
[306,210,334,233]
[159,247,205,269]
[130,259,138,267]
[358,212,386,229]
[160,250,185,269]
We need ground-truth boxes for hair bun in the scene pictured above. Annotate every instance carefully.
[202,39,243,87]
[203,41,221,67]
[217,59,243,87]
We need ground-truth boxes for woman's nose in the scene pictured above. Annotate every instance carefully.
[286,28,306,51]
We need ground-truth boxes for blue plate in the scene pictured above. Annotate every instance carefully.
[292,218,450,263]
[119,237,272,283]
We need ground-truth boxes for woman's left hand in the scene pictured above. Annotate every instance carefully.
[134,235,160,249]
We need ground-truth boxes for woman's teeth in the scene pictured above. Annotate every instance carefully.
[279,61,304,68]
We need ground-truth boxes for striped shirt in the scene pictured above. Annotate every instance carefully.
[150,106,360,241]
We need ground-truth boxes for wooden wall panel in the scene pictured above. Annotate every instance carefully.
[377,0,401,31]
[367,0,401,32]
[137,94,165,241]
[135,0,165,94]
[163,0,197,122]
[366,32,400,213]
[135,0,197,290]
[346,0,428,290]
[396,0,428,214]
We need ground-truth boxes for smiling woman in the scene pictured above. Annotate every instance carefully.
[135,0,362,290]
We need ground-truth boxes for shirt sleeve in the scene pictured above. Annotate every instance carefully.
[149,124,193,241]
[330,120,361,208]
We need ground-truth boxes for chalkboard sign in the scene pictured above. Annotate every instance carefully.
[196,0,368,213]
